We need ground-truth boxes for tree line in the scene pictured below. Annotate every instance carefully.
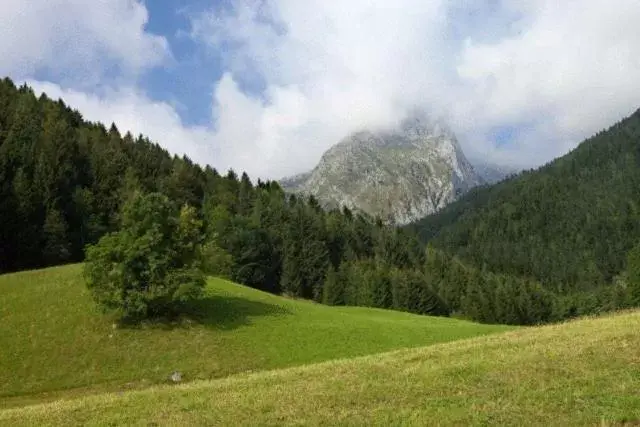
[0,78,451,320]
[410,107,640,317]
[1,77,638,325]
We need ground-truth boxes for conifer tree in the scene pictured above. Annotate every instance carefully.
[43,207,71,266]
[322,266,345,306]
[626,242,640,307]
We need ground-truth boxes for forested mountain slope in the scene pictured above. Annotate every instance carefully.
[2,77,637,326]
[410,108,640,292]
[0,77,450,319]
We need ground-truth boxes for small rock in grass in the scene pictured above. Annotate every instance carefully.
[170,371,182,383]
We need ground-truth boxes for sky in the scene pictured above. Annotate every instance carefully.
[1,0,640,181]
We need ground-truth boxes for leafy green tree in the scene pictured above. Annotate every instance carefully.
[12,167,42,267]
[460,271,495,323]
[395,268,449,316]
[160,158,204,209]
[370,262,393,308]
[3,77,608,326]
[227,221,281,293]
[389,266,409,311]
[83,192,205,320]
[0,89,42,270]
[237,172,254,215]
[35,103,77,208]
[69,187,104,257]
[200,240,234,279]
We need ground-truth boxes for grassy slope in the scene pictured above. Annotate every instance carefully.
[3,311,639,426]
[0,264,510,406]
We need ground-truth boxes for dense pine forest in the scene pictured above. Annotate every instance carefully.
[0,78,451,319]
[1,77,638,325]
[410,108,640,316]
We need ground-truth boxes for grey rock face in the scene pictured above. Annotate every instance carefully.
[280,113,483,225]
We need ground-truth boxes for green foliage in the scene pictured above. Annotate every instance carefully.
[411,108,640,291]
[42,207,71,265]
[83,192,205,319]
[227,222,281,293]
[4,76,636,326]
[200,240,234,279]
[322,266,345,306]
[422,247,555,325]
[280,201,330,300]
[1,77,462,322]
[410,108,640,320]
[626,242,640,306]
[331,259,449,317]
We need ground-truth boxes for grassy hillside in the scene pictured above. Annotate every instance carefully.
[0,77,448,324]
[2,311,638,426]
[0,264,510,406]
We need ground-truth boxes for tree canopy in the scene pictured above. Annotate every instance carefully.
[84,192,206,319]
[410,108,640,298]
[1,77,638,326]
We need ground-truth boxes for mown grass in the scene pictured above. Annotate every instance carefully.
[0,264,511,407]
[2,310,639,426]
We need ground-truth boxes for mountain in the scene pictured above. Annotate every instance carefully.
[471,161,517,184]
[409,107,640,292]
[280,113,482,225]
[279,171,311,190]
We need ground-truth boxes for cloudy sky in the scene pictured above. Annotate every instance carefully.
[2,0,639,180]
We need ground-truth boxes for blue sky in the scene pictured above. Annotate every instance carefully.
[140,1,220,126]
[1,0,640,180]
[138,0,516,128]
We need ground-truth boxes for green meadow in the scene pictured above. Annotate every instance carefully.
[2,309,639,426]
[0,264,510,408]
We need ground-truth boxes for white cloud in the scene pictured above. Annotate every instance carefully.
[4,0,640,180]
[0,0,169,85]
[28,76,324,179]
[188,0,640,176]
[189,0,456,178]
[28,80,218,165]
[456,0,640,166]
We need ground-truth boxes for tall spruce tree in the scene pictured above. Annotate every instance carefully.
[42,207,71,266]
[626,241,640,307]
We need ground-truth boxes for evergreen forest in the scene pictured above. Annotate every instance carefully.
[1,77,639,325]
[410,108,640,318]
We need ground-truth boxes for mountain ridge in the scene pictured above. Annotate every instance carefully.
[409,107,640,291]
[281,114,483,224]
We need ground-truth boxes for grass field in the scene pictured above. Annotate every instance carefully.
[0,264,511,407]
[2,310,639,426]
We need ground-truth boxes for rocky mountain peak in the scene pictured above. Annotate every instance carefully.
[399,112,452,140]
[280,114,483,225]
